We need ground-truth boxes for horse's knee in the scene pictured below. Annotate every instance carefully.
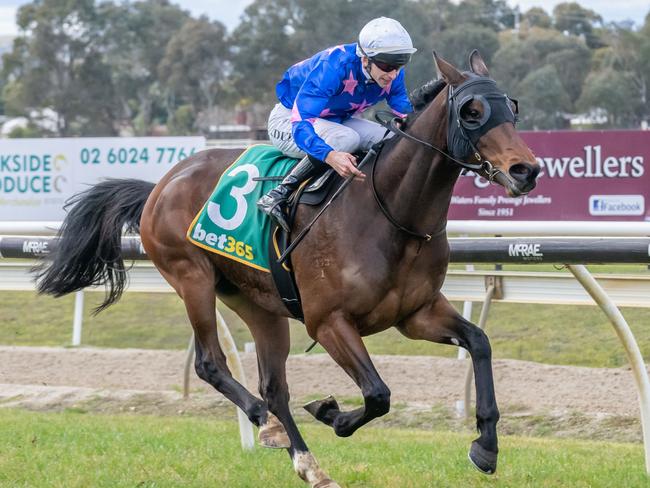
[364,383,391,417]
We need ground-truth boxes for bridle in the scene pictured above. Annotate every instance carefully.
[375,111,502,183]
[372,75,519,240]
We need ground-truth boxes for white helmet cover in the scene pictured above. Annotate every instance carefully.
[357,17,417,57]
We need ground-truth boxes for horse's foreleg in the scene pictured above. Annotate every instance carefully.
[399,295,499,475]
[305,314,391,438]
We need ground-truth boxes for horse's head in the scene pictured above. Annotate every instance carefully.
[434,51,539,196]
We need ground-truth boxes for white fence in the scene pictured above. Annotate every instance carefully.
[3,220,650,236]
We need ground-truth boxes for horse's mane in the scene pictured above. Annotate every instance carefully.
[379,78,447,154]
[397,78,447,133]
[409,78,447,113]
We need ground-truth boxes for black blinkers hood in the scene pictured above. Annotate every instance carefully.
[447,75,517,162]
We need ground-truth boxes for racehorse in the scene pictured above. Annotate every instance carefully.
[37,51,539,487]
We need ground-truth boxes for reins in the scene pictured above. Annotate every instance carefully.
[369,140,444,241]
[373,110,502,183]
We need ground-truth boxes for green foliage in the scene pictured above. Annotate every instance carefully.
[448,0,515,31]
[523,7,552,29]
[577,68,643,126]
[492,27,592,123]
[2,283,650,369]
[552,2,603,48]
[0,0,647,132]
[436,23,500,68]
[167,104,195,135]
[7,123,41,138]
[158,17,229,118]
[0,409,646,487]
[100,0,192,135]
[4,0,115,135]
[229,0,303,106]
[517,64,571,129]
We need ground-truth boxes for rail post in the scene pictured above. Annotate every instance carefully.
[568,264,650,474]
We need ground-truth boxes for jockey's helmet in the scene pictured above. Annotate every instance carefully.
[357,17,417,69]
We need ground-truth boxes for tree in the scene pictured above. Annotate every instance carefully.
[436,23,499,69]
[230,0,303,106]
[167,104,195,135]
[597,24,650,123]
[552,2,603,48]
[578,69,643,127]
[517,64,571,129]
[523,7,552,29]
[492,27,591,112]
[2,0,116,135]
[100,0,191,134]
[230,0,437,109]
[447,0,515,31]
[158,17,230,128]
[545,44,591,104]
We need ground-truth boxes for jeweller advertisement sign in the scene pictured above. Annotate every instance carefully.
[449,130,649,221]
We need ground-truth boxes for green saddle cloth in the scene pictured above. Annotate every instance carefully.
[186,145,298,272]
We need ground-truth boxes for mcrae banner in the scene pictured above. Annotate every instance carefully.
[0,137,205,221]
[450,130,650,221]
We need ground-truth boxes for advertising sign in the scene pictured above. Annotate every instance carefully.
[0,137,205,221]
[449,130,650,221]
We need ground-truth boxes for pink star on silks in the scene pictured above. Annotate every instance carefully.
[326,44,346,55]
[341,71,358,96]
[349,99,372,115]
[290,102,302,123]
[319,108,332,118]
[380,81,392,96]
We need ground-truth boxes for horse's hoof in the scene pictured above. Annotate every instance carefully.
[304,395,339,425]
[313,479,341,488]
[468,440,497,475]
[258,413,290,449]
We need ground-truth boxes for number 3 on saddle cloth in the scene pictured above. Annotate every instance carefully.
[186,144,340,321]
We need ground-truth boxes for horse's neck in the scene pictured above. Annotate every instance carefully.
[375,92,460,235]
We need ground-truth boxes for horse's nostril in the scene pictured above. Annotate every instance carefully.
[509,163,539,183]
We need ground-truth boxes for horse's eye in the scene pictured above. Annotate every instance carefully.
[468,109,480,118]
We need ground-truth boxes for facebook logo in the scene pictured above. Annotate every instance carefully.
[589,195,644,216]
[591,199,602,212]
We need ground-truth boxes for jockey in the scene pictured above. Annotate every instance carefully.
[257,16,416,232]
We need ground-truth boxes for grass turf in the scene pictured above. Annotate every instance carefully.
[2,286,649,368]
[0,408,646,488]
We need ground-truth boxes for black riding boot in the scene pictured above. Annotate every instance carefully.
[257,155,325,232]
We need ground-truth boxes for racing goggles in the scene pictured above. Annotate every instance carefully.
[370,52,411,73]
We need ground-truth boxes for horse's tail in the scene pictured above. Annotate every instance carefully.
[35,178,155,313]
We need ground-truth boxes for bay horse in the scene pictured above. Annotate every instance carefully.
[37,51,539,487]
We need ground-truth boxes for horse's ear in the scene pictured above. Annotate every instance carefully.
[433,51,464,87]
[469,49,489,77]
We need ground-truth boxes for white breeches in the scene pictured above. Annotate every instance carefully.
[267,103,388,159]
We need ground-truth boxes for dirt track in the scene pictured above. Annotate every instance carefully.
[0,345,641,420]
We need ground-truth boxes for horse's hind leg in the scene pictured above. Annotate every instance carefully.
[176,274,268,427]
[304,315,391,438]
[398,294,500,475]
[219,294,339,488]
